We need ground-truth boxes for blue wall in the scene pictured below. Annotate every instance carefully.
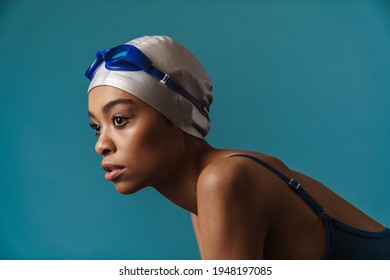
[0,0,389,259]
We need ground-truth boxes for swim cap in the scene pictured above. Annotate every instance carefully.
[87,35,213,138]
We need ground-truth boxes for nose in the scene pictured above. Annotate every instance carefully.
[95,130,116,156]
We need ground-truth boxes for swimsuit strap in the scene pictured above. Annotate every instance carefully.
[230,154,328,216]
[230,154,335,259]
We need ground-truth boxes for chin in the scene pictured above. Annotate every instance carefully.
[113,180,144,195]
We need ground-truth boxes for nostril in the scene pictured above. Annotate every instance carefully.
[102,148,111,156]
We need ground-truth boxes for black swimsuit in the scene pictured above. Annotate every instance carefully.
[231,154,390,259]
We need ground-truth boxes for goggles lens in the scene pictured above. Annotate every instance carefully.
[111,50,128,60]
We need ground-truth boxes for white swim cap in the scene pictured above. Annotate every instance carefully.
[86,35,213,138]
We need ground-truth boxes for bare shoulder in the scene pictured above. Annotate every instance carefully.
[197,155,257,200]
[195,153,282,225]
[195,152,291,223]
[197,152,288,196]
[195,154,270,259]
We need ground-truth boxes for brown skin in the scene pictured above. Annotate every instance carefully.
[88,85,385,259]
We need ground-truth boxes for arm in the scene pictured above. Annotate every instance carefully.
[196,159,269,259]
[191,213,204,259]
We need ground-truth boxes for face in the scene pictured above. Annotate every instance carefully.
[88,86,183,194]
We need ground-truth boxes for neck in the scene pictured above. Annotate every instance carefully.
[152,134,216,215]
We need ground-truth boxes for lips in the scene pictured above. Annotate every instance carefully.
[101,163,125,181]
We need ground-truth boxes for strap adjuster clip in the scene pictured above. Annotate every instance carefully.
[289,179,301,190]
[160,74,170,84]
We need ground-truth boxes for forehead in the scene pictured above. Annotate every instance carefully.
[88,86,146,116]
[88,85,160,119]
[88,86,133,107]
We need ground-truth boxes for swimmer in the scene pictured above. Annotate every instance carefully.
[86,35,390,259]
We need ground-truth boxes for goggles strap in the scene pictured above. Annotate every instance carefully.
[147,67,210,120]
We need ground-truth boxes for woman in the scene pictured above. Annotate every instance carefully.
[85,35,390,259]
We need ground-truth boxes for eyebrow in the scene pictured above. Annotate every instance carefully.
[88,98,136,118]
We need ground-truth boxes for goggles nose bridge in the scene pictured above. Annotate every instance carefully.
[85,49,108,80]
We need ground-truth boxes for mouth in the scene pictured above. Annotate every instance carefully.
[101,163,126,181]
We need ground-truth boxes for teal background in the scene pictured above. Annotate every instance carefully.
[0,0,389,259]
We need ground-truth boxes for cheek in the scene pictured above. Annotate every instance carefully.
[116,120,181,177]
[118,127,179,191]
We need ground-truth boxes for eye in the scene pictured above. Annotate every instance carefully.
[112,116,130,127]
[89,123,101,137]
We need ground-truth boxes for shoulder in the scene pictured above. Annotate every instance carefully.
[195,152,294,221]
[197,153,288,197]
[196,154,276,212]
[197,155,252,199]
[194,154,275,258]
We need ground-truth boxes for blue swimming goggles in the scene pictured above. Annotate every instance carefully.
[85,44,210,120]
